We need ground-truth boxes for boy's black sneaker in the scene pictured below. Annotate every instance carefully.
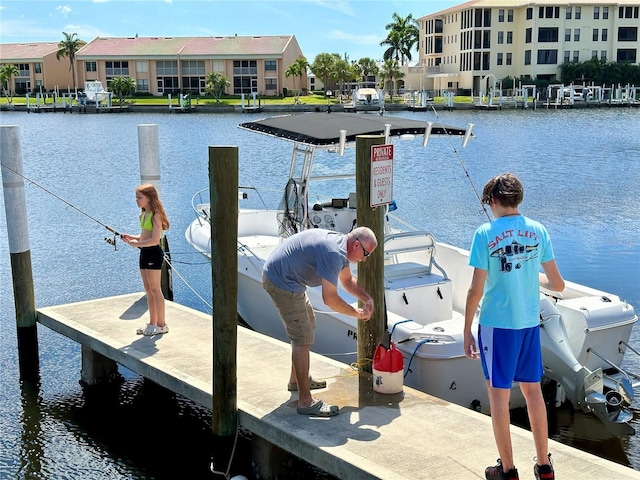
[485,458,519,480]
[533,453,555,480]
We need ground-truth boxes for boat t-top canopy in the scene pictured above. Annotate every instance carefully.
[238,112,472,148]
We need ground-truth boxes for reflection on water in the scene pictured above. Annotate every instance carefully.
[1,108,639,478]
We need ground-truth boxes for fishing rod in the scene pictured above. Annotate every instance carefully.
[428,106,492,222]
[0,161,124,249]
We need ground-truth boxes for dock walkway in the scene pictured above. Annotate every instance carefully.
[37,292,640,480]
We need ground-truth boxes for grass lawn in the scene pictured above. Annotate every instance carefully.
[0,92,473,106]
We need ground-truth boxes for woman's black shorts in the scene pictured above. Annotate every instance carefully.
[139,245,164,270]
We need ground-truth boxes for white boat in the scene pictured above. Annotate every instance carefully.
[354,87,381,106]
[83,80,108,103]
[185,112,639,436]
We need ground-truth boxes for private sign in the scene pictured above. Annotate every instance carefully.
[370,144,393,207]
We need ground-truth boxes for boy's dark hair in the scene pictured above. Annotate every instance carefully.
[481,173,523,208]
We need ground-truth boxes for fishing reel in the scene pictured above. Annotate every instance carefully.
[104,233,119,250]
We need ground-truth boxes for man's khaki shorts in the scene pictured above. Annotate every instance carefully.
[262,275,316,346]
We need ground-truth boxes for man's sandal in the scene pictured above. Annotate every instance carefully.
[287,376,327,392]
[297,399,339,417]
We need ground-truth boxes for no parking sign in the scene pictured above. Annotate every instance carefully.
[370,144,393,207]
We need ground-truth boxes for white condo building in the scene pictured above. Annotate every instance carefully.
[414,0,639,95]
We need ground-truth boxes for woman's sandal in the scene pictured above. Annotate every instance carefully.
[287,376,327,392]
[297,399,339,417]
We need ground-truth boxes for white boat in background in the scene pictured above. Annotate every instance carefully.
[354,87,381,106]
[83,80,108,104]
[185,112,639,436]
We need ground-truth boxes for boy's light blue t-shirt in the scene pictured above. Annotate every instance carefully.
[469,215,554,329]
[263,229,348,293]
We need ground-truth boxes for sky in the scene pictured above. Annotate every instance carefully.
[0,0,460,63]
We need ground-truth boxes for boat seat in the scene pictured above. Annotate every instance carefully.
[385,262,432,280]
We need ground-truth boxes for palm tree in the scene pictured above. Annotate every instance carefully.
[56,32,87,91]
[0,63,19,103]
[380,13,419,66]
[380,58,404,101]
[309,53,339,96]
[356,57,379,87]
[109,76,136,104]
[204,71,231,102]
[285,57,308,103]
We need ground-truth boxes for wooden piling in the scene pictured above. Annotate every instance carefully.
[1,125,39,379]
[209,146,239,436]
[355,135,386,372]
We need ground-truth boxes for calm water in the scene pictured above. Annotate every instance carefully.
[1,107,639,479]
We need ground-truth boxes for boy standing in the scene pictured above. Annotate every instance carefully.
[464,173,565,480]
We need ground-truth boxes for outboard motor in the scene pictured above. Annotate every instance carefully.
[539,295,634,436]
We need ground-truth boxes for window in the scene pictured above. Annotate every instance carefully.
[526,28,532,43]
[526,8,533,20]
[507,9,513,22]
[507,31,513,44]
[497,52,503,65]
[593,29,599,41]
[498,9,504,22]
[157,60,178,75]
[85,61,97,72]
[575,7,581,19]
[602,29,608,41]
[603,7,609,19]
[265,78,277,91]
[617,49,637,62]
[34,63,42,74]
[105,61,129,76]
[136,61,148,73]
[619,6,631,18]
[566,7,572,20]
[574,29,580,42]
[565,29,571,41]
[483,30,490,48]
[482,52,490,70]
[136,79,149,92]
[506,53,512,65]
[498,31,504,44]
[564,51,570,63]
[601,50,607,61]
[538,27,559,42]
[618,27,638,42]
[233,60,257,94]
[181,60,205,75]
[594,7,600,19]
[537,49,558,64]
[17,64,29,76]
[265,60,277,71]
[573,51,580,62]
[524,50,531,65]
[592,50,598,59]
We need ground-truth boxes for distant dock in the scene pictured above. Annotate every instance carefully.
[36,292,640,480]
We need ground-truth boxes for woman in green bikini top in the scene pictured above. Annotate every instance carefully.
[121,184,170,336]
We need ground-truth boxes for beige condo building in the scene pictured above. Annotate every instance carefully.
[0,35,306,97]
[413,0,639,95]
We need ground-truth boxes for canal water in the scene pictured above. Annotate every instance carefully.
[1,107,639,479]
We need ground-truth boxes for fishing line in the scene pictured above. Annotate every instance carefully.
[0,160,124,240]
[428,106,491,222]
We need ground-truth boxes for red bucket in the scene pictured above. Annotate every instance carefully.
[372,341,404,394]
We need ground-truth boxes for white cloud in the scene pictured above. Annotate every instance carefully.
[328,29,382,45]
[308,0,355,17]
[57,5,72,17]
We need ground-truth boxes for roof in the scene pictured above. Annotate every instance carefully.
[77,35,296,58]
[419,0,639,18]
[238,112,469,147]
[0,42,61,61]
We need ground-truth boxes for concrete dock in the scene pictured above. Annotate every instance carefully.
[36,292,640,480]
